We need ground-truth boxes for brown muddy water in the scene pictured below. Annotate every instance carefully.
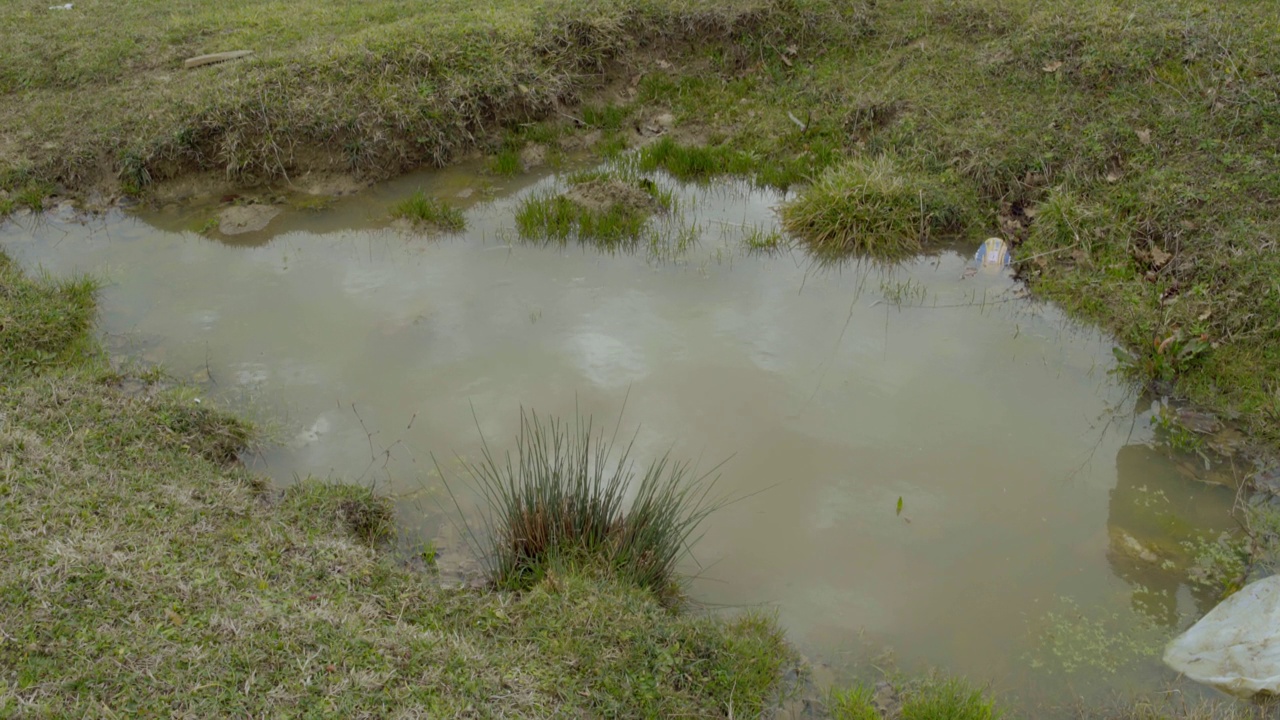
[0,162,1245,710]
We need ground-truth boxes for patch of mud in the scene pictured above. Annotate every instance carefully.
[519,144,548,170]
[291,172,369,197]
[559,129,602,152]
[218,204,280,235]
[150,172,238,205]
[564,179,662,216]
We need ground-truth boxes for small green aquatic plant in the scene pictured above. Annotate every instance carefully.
[391,190,465,231]
[1183,532,1249,597]
[742,225,784,251]
[1028,596,1169,675]
[447,409,723,603]
[881,277,927,307]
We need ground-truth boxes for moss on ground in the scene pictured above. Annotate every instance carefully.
[0,252,790,715]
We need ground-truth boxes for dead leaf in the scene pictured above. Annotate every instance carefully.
[1106,170,1122,183]
[785,44,798,56]
[1042,60,1063,73]
[1136,128,1152,145]
[165,609,184,626]
[1151,246,1172,268]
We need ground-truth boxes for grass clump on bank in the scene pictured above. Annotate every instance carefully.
[455,410,720,604]
[515,169,672,248]
[636,135,831,189]
[0,252,97,377]
[390,190,465,232]
[781,156,975,260]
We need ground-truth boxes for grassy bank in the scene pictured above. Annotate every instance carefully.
[0,0,855,200]
[0,252,789,715]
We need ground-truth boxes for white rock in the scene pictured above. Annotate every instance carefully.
[1165,575,1280,698]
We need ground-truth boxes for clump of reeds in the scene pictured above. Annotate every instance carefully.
[452,410,721,602]
[391,190,466,231]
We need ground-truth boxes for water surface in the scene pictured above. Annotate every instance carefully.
[0,164,1240,708]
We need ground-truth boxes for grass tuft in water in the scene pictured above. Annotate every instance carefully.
[515,170,671,248]
[13,181,54,213]
[743,226,785,252]
[390,190,465,232]
[487,147,523,176]
[454,409,722,603]
[781,155,975,261]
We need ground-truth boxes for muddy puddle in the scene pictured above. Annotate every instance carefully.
[0,162,1245,710]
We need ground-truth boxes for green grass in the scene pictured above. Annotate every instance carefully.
[0,250,793,715]
[515,169,672,248]
[830,683,882,720]
[637,136,751,182]
[390,190,465,231]
[450,409,722,603]
[581,103,630,131]
[0,0,846,190]
[598,131,630,158]
[487,147,523,177]
[743,226,786,251]
[0,253,97,379]
[829,677,1003,720]
[781,155,975,260]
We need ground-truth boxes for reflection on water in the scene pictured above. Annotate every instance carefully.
[0,164,1241,709]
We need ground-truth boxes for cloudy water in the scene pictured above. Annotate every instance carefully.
[0,163,1241,709]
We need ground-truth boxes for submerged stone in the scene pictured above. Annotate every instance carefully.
[218,204,279,235]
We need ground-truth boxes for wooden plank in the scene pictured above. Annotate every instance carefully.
[184,51,254,70]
